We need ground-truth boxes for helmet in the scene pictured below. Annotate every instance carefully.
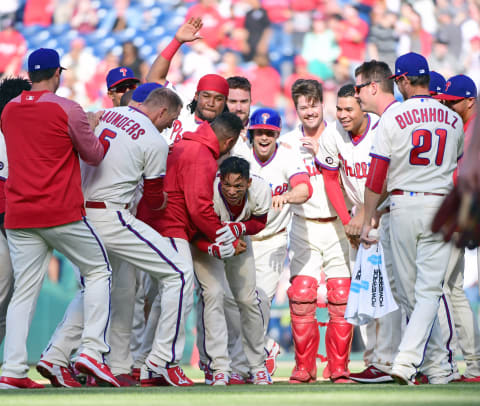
[248,108,282,141]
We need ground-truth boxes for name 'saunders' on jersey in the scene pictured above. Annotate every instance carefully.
[100,109,147,139]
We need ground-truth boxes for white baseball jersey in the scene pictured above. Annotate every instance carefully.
[162,81,199,144]
[281,123,338,218]
[238,143,308,239]
[81,106,168,203]
[0,130,7,181]
[317,113,379,207]
[371,96,464,194]
[213,174,271,223]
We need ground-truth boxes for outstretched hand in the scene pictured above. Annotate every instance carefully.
[175,17,203,44]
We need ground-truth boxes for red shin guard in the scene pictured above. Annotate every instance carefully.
[287,276,319,383]
[325,277,353,381]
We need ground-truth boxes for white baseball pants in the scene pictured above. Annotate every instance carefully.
[2,219,112,378]
[0,231,13,344]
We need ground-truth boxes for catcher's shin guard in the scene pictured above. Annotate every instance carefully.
[325,277,353,381]
[287,275,319,383]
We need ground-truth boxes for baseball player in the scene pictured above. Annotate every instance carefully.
[361,52,463,385]
[347,60,403,383]
[281,79,353,384]
[106,66,140,107]
[193,156,273,385]
[429,71,447,96]
[434,74,480,382]
[0,77,32,346]
[0,48,118,389]
[42,88,199,388]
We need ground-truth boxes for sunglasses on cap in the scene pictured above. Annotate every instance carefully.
[109,82,138,93]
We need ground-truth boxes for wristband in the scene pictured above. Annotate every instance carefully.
[161,38,181,61]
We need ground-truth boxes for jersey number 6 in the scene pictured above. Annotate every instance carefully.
[409,128,447,166]
[99,128,117,155]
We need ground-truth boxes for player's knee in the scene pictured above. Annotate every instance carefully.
[200,285,225,306]
[326,277,350,320]
[288,275,318,316]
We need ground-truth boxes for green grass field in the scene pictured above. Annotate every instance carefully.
[0,362,479,406]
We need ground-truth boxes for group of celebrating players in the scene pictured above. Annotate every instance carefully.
[0,16,479,390]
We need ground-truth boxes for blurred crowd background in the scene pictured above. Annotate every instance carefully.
[2,0,480,129]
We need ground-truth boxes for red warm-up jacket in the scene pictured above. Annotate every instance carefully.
[148,122,224,242]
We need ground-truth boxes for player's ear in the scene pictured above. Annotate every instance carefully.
[247,178,252,189]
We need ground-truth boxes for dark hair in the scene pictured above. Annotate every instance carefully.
[187,96,229,119]
[291,79,323,107]
[226,76,251,93]
[407,75,430,87]
[28,68,58,83]
[354,60,394,94]
[219,156,250,180]
[120,88,134,106]
[211,111,244,140]
[337,84,356,98]
[0,77,31,115]
[144,87,183,113]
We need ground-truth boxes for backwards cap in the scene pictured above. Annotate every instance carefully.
[196,74,229,97]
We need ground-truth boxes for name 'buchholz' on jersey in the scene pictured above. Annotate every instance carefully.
[100,109,146,139]
[394,107,459,129]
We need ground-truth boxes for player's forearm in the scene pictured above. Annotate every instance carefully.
[322,169,350,225]
[286,183,310,204]
[243,213,267,235]
[363,187,382,229]
[145,38,181,84]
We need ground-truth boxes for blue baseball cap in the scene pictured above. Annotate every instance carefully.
[106,67,140,90]
[131,82,163,103]
[434,74,477,101]
[28,48,65,72]
[429,71,446,95]
[390,52,429,79]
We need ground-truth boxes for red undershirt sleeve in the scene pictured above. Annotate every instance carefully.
[243,213,268,235]
[143,177,166,209]
[322,169,351,225]
[290,173,313,199]
[366,156,389,194]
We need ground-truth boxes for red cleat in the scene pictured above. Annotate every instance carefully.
[0,376,45,389]
[265,341,281,376]
[74,353,120,387]
[145,360,194,387]
[36,359,82,388]
[349,366,394,384]
[114,373,138,387]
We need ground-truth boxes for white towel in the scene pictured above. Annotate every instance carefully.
[345,242,399,325]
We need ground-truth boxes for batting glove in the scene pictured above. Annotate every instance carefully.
[215,222,246,244]
[208,242,235,259]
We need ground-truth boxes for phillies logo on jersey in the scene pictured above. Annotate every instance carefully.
[170,119,184,143]
[338,154,369,179]
[261,113,270,124]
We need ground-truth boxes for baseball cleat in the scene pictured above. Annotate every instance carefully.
[289,366,316,384]
[199,361,213,385]
[139,365,168,387]
[229,372,246,385]
[36,359,82,388]
[265,341,281,376]
[0,376,45,389]
[252,368,272,385]
[74,353,120,387]
[211,372,229,386]
[145,360,194,386]
[131,367,140,382]
[114,373,138,387]
[461,375,480,382]
[349,365,394,383]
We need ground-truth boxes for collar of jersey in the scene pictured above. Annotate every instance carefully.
[410,94,432,99]
[253,143,278,167]
[128,106,148,117]
[349,114,371,146]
